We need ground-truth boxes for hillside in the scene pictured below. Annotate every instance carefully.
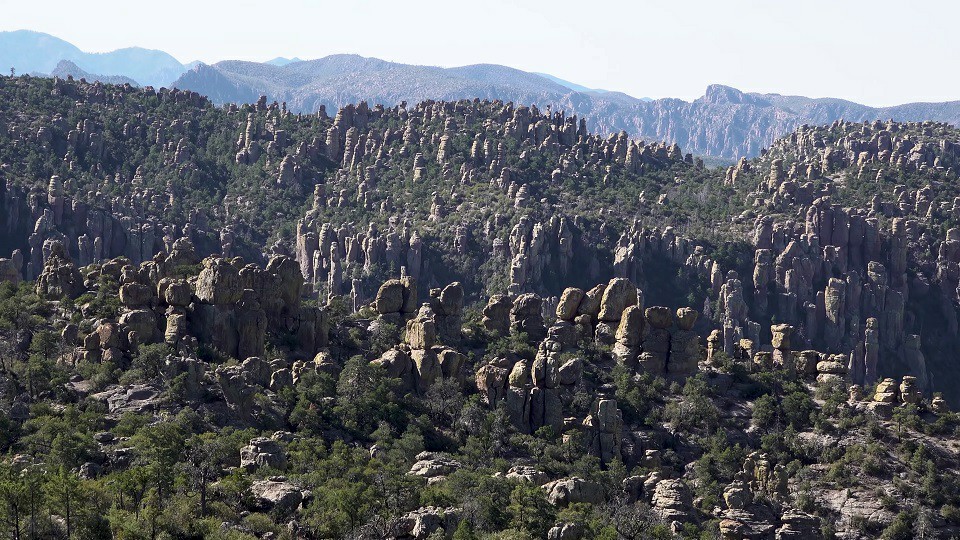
[173,60,960,159]
[0,76,958,539]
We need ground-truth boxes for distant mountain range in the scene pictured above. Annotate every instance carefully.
[50,60,139,87]
[5,29,960,159]
[172,60,960,158]
[0,30,186,88]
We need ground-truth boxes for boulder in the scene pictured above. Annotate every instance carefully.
[375,279,405,314]
[645,306,673,329]
[408,452,461,479]
[248,479,303,514]
[35,241,83,299]
[482,294,513,336]
[162,279,192,306]
[240,437,288,472]
[556,288,585,320]
[675,307,698,330]
[407,312,437,349]
[873,378,898,403]
[542,477,604,506]
[119,283,153,307]
[598,278,638,321]
[651,479,693,523]
[195,257,241,304]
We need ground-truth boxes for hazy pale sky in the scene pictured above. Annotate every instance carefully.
[3,0,957,106]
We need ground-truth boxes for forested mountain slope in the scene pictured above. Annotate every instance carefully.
[0,75,958,539]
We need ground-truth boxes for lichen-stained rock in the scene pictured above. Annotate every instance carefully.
[391,506,463,539]
[511,293,546,341]
[583,399,622,463]
[119,283,153,307]
[248,479,304,514]
[216,365,256,417]
[119,309,159,343]
[775,509,822,539]
[873,378,899,403]
[195,257,242,305]
[408,452,461,480]
[506,465,548,485]
[542,477,604,506]
[668,325,700,378]
[0,252,22,286]
[577,283,605,318]
[374,348,413,379]
[97,322,122,350]
[91,384,164,414]
[899,376,921,404]
[437,348,465,380]
[675,307,699,331]
[476,363,509,406]
[406,308,437,349]
[431,282,464,343]
[556,287,585,321]
[35,240,83,299]
[411,349,440,393]
[597,278,638,321]
[641,306,672,376]
[482,294,512,336]
[236,290,267,359]
[160,278,192,306]
[645,306,673,330]
[548,522,585,540]
[613,305,644,366]
[264,255,303,317]
[651,479,694,524]
[240,437,288,472]
[375,279,405,314]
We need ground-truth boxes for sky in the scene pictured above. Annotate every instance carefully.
[1,0,957,107]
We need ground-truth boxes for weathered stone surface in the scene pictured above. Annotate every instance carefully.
[406,311,437,349]
[899,376,921,404]
[873,378,898,403]
[375,279,405,314]
[651,479,693,523]
[195,257,241,304]
[35,241,83,299]
[119,283,153,307]
[598,278,638,321]
[240,437,288,472]
[583,399,622,463]
[161,279,192,306]
[542,477,604,506]
[248,479,303,514]
[411,349,440,392]
[511,293,546,341]
[408,452,461,479]
[675,307,699,330]
[482,294,512,336]
[645,306,673,329]
[91,384,163,414]
[120,309,158,342]
[556,287,584,320]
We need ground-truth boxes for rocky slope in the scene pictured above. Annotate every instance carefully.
[0,71,959,540]
[2,76,960,409]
